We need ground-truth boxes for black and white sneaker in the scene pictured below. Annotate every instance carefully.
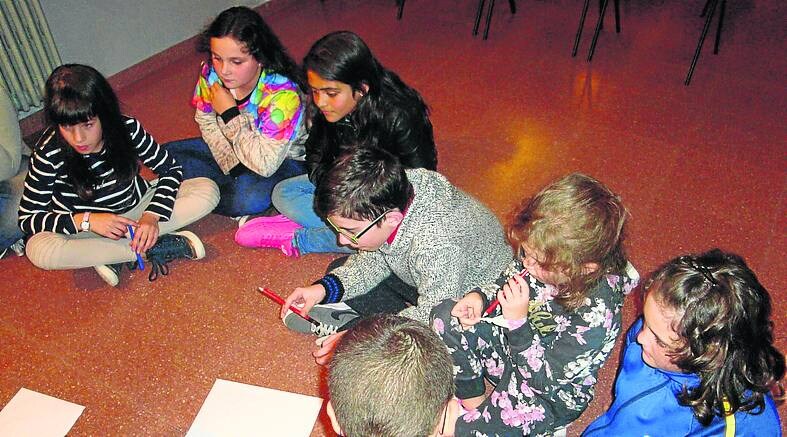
[145,231,205,281]
[0,238,25,259]
[233,206,280,228]
[232,215,250,228]
[94,262,133,287]
[283,302,360,336]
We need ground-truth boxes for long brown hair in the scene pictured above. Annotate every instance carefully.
[198,6,305,91]
[44,64,138,200]
[647,249,785,425]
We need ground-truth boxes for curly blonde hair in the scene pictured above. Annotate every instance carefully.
[508,173,628,310]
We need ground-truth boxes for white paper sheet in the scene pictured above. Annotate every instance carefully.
[0,388,84,437]
[187,379,323,437]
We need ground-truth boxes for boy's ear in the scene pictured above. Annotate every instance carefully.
[384,210,404,227]
[326,401,344,436]
[581,262,600,275]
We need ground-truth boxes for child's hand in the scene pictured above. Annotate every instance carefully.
[313,331,346,366]
[280,284,327,319]
[209,82,236,114]
[131,212,160,253]
[499,274,531,321]
[85,213,137,239]
[451,292,484,328]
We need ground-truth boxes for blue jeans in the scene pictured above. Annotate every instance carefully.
[165,138,305,217]
[271,174,352,254]
[0,156,26,250]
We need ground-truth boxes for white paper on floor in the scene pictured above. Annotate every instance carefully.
[186,379,323,437]
[0,387,84,437]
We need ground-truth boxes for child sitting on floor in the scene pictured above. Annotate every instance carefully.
[239,30,438,257]
[583,249,784,436]
[280,146,511,336]
[19,64,219,286]
[327,314,461,437]
[431,173,639,436]
[165,6,307,221]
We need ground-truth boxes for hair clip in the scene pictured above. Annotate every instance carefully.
[681,256,718,286]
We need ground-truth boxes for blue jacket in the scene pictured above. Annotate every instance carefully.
[583,318,782,437]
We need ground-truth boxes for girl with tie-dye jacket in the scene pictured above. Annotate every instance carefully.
[165,6,307,218]
[430,174,639,436]
[235,31,437,257]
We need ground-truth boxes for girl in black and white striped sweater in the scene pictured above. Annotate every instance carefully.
[19,64,219,286]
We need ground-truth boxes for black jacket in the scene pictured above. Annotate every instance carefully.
[304,105,437,186]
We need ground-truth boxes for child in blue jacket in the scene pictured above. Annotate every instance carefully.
[584,249,784,436]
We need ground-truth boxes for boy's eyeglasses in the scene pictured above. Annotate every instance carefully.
[326,210,391,244]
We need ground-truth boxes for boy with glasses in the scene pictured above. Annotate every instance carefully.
[280,146,511,336]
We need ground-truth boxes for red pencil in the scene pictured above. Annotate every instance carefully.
[483,269,529,316]
[258,287,319,327]
[483,298,500,316]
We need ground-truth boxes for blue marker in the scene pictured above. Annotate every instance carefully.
[127,225,145,270]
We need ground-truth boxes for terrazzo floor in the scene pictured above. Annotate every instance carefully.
[2,0,785,435]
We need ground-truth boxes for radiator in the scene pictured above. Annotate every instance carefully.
[0,0,61,112]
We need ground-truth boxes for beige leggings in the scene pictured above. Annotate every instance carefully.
[25,177,219,270]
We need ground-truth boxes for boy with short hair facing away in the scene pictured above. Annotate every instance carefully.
[281,146,511,335]
[327,314,461,437]
[583,249,784,436]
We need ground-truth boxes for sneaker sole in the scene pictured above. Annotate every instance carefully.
[242,214,299,229]
[283,310,316,334]
[171,230,205,260]
[94,265,119,287]
[308,304,360,327]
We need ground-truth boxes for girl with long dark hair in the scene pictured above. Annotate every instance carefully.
[165,6,307,220]
[235,31,437,257]
[584,249,784,436]
[19,64,219,286]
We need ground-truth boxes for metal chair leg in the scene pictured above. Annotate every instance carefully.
[572,0,591,57]
[614,0,621,33]
[599,0,604,30]
[483,0,496,40]
[587,0,610,61]
[701,0,712,17]
[397,0,405,20]
[508,0,516,14]
[473,0,486,36]
[685,0,718,85]
[713,0,726,54]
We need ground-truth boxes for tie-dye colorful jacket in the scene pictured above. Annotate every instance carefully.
[191,63,307,176]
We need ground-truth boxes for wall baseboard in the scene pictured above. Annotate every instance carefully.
[19,0,300,143]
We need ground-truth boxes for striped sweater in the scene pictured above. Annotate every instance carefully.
[18,116,183,235]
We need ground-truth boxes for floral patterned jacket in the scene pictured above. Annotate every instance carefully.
[449,258,639,436]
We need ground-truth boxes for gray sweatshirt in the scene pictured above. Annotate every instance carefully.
[331,168,513,322]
